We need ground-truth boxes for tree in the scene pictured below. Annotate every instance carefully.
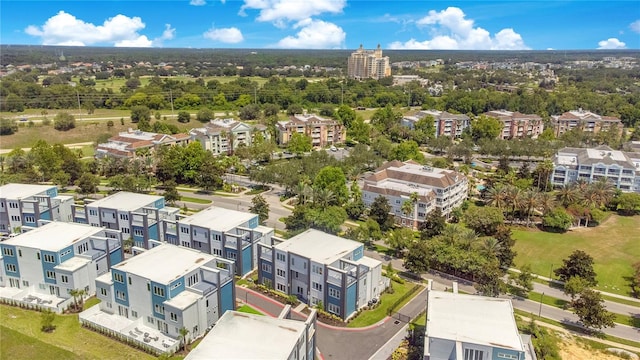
[542,207,573,232]
[419,208,446,240]
[263,103,280,118]
[249,194,269,225]
[571,289,615,330]
[462,206,504,236]
[554,250,597,286]
[40,310,56,332]
[494,225,516,269]
[196,108,214,123]
[239,104,260,120]
[130,105,151,124]
[76,173,99,195]
[615,192,640,215]
[404,240,430,274]
[0,118,18,135]
[287,132,312,156]
[336,104,356,128]
[385,227,414,256]
[179,326,190,352]
[177,111,191,123]
[471,115,502,141]
[345,200,366,220]
[313,166,348,206]
[368,195,394,231]
[163,180,181,206]
[287,104,304,116]
[69,288,82,311]
[563,276,590,300]
[631,262,640,298]
[513,264,534,296]
[308,206,347,234]
[53,112,76,131]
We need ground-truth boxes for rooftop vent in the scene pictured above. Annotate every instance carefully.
[422,165,433,172]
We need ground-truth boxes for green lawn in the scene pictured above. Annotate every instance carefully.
[236,305,264,316]
[513,214,640,297]
[0,305,155,360]
[179,196,212,204]
[83,297,101,310]
[347,281,423,328]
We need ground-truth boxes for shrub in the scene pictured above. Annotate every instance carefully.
[0,118,18,135]
[53,112,76,131]
[40,310,56,332]
[542,208,573,232]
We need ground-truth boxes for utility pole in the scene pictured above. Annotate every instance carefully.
[76,90,82,118]
[254,86,257,105]
[341,79,344,105]
[169,89,174,117]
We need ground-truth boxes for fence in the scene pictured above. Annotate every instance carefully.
[386,284,422,316]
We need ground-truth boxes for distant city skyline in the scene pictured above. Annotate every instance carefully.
[1,1,639,50]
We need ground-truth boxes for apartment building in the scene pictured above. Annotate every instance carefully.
[551,109,623,137]
[362,161,468,227]
[95,128,191,159]
[551,145,640,193]
[190,118,270,156]
[185,305,317,360]
[424,282,537,360]
[348,44,391,80]
[257,229,388,320]
[73,192,179,249]
[161,206,274,276]
[80,244,235,355]
[484,110,544,139]
[0,183,73,234]
[402,110,470,138]
[277,114,346,148]
[0,221,123,313]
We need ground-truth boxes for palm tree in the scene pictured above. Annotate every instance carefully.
[401,192,419,229]
[179,326,190,352]
[486,185,508,212]
[481,238,501,257]
[556,184,580,207]
[537,192,556,215]
[504,185,521,222]
[458,229,479,251]
[294,182,312,205]
[536,159,554,191]
[589,178,615,208]
[69,289,81,310]
[440,224,463,245]
[520,189,540,226]
[313,188,335,208]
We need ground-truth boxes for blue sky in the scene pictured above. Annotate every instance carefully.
[1,1,639,50]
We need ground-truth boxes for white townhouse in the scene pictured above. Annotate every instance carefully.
[161,206,274,277]
[190,118,270,156]
[80,244,236,355]
[257,229,388,320]
[0,221,123,313]
[0,183,73,234]
[73,192,179,250]
[402,110,471,139]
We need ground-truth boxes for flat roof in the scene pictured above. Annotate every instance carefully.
[180,206,256,232]
[112,244,217,284]
[185,311,306,360]
[2,222,104,252]
[427,290,524,351]
[164,290,200,310]
[86,192,163,212]
[0,183,55,200]
[356,256,382,269]
[55,256,91,272]
[275,229,360,265]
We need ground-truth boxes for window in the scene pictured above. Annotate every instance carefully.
[212,248,222,256]
[60,275,69,283]
[327,303,340,315]
[18,249,22,257]
[276,253,286,262]
[180,227,189,234]
[171,282,182,290]
[261,263,272,273]
[153,286,165,297]
[133,229,144,236]
[277,283,286,292]
[106,302,112,309]
[43,254,56,263]
[329,288,340,299]
[89,209,97,216]
[24,216,35,223]
[147,316,155,324]
[100,288,107,296]
[312,282,322,291]
[113,273,125,283]
[46,270,55,279]
[464,349,484,360]
[132,310,138,318]
[277,269,285,278]
[170,312,178,322]
[115,291,126,301]
[213,234,221,241]
[3,248,14,257]
[9,202,18,209]
[119,214,129,220]
[497,354,517,360]
[60,249,71,257]
[187,273,199,287]
[290,257,295,265]
[121,228,130,234]
[128,277,132,285]
[147,283,151,291]
[312,265,323,275]
[154,304,165,314]
[226,251,237,260]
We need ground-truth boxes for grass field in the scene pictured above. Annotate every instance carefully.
[347,281,422,328]
[513,214,640,297]
[0,305,156,360]
[236,305,264,316]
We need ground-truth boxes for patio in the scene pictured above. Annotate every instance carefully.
[79,306,180,355]
[0,286,70,313]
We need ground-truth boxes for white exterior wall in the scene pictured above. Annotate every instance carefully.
[204,291,220,326]
[7,200,22,232]
[13,246,43,291]
[96,279,115,314]
[56,197,74,222]
[274,249,289,293]
[127,273,153,321]
[289,253,308,298]
[309,262,324,306]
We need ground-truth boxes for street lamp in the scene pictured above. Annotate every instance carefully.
[549,263,554,281]
[538,292,544,317]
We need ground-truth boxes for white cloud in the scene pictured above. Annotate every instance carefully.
[203,26,244,43]
[152,24,176,47]
[630,20,640,33]
[24,11,160,47]
[240,0,345,27]
[190,0,206,5]
[597,38,626,49]
[389,7,529,50]
[275,18,345,49]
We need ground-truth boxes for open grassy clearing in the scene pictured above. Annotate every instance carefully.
[0,305,155,360]
[513,214,640,297]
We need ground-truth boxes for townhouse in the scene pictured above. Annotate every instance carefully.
[95,128,191,159]
[0,221,123,313]
[551,145,640,193]
[80,244,235,355]
[402,110,470,139]
[73,192,179,250]
[484,110,544,139]
[257,229,388,320]
[551,109,623,137]
[276,114,346,148]
[185,305,317,360]
[424,282,537,360]
[0,183,73,234]
[161,206,274,276]
[362,161,468,227]
[189,118,270,156]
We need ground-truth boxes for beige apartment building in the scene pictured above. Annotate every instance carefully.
[347,44,391,80]
[484,110,544,139]
[276,114,346,148]
[551,109,623,137]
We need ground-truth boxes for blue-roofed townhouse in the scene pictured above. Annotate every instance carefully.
[72,191,179,250]
[0,183,74,234]
[0,221,123,313]
[79,244,236,355]
[424,282,537,360]
[161,206,274,277]
[257,229,388,320]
